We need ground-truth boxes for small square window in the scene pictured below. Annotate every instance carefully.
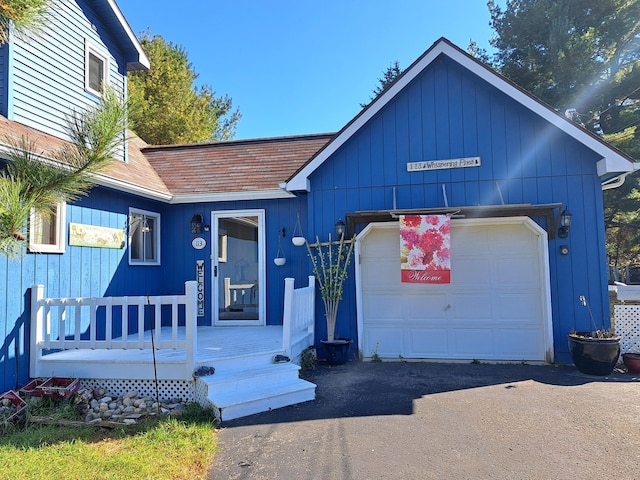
[29,202,66,253]
[85,42,108,96]
[129,208,161,265]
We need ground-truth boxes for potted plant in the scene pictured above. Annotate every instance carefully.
[307,233,355,365]
[621,333,640,374]
[622,349,640,374]
[568,295,621,376]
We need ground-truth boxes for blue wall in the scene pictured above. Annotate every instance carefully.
[161,196,310,326]
[5,0,127,157]
[0,188,311,391]
[305,55,609,362]
[0,187,167,391]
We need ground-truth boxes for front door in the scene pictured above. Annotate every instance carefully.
[212,210,266,326]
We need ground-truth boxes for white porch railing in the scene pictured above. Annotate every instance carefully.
[30,281,198,380]
[282,275,315,362]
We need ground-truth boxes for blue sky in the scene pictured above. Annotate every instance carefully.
[116,1,500,140]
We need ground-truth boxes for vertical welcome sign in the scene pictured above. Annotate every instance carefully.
[399,214,451,284]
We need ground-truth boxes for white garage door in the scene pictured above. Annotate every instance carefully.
[356,218,553,362]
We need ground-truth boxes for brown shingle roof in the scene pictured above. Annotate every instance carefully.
[0,116,170,197]
[142,134,334,197]
[0,115,333,200]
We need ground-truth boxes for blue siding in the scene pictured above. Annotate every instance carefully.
[9,0,127,159]
[306,54,609,362]
[0,187,168,391]
[159,197,309,327]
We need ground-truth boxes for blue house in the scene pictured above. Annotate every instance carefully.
[0,2,636,419]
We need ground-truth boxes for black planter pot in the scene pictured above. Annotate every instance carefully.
[568,332,621,376]
[321,338,353,366]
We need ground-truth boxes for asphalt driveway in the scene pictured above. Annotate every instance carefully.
[207,361,639,480]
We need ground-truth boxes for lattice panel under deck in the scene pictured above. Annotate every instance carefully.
[614,305,640,353]
[80,379,194,402]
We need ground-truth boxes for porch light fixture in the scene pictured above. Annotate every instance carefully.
[558,209,572,238]
[335,218,346,238]
[191,214,203,234]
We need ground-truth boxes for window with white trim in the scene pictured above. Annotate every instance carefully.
[85,42,109,96]
[29,202,66,253]
[129,208,160,265]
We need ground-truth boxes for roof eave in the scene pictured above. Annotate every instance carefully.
[169,189,295,204]
[102,0,150,71]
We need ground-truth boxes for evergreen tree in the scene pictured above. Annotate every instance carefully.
[0,0,49,44]
[361,61,403,108]
[473,0,640,265]
[128,32,241,145]
[0,89,128,256]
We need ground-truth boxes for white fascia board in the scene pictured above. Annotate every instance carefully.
[597,157,635,177]
[106,0,150,70]
[169,189,295,204]
[446,46,635,176]
[286,40,634,191]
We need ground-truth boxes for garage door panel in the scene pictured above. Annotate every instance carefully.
[364,327,404,356]
[451,258,492,284]
[450,295,492,319]
[359,220,550,361]
[404,293,448,319]
[361,260,400,286]
[493,328,543,359]
[451,329,495,356]
[407,328,449,356]
[452,227,489,253]
[363,294,403,320]
[495,293,540,319]
[494,256,540,285]
[360,228,398,256]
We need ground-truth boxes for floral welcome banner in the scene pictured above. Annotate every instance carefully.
[399,214,451,284]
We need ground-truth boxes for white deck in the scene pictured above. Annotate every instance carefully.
[38,325,285,366]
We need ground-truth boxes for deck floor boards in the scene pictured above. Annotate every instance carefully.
[39,326,284,365]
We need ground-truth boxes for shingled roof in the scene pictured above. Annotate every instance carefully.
[0,115,171,199]
[142,133,334,202]
[0,114,333,202]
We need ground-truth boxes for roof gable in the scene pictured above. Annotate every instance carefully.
[284,37,636,192]
[90,0,149,71]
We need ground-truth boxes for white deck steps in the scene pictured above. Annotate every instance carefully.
[197,360,316,422]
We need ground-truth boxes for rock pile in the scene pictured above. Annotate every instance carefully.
[74,387,188,424]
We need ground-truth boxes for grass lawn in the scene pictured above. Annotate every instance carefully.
[0,403,218,480]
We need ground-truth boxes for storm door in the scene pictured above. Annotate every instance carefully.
[212,210,265,326]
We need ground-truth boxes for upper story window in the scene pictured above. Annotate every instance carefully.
[85,42,109,96]
[29,202,66,254]
[129,208,161,265]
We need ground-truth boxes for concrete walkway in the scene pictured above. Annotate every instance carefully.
[208,362,640,480]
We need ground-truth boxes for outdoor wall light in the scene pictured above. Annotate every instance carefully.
[191,214,203,234]
[558,209,573,238]
[335,218,346,238]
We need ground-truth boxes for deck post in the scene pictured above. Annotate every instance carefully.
[184,281,198,380]
[282,278,295,357]
[30,284,45,378]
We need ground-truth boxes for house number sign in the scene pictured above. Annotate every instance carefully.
[407,156,481,172]
[192,237,206,250]
[196,260,205,317]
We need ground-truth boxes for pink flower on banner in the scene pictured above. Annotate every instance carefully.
[400,214,451,284]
